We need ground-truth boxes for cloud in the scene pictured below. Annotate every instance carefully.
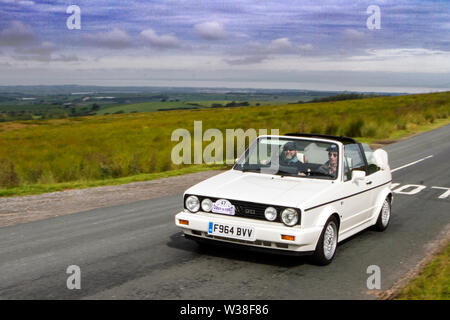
[224,55,269,66]
[268,38,293,53]
[83,28,134,49]
[140,29,181,48]
[82,27,184,51]
[52,54,79,62]
[298,43,314,52]
[0,0,35,4]
[0,20,39,47]
[248,38,313,55]
[267,38,313,54]
[14,41,56,55]
[357,48,450,61]
[224,38,314,65]
[342,28,365,41]
[18,1,34,5]
[0,21,79,62]
[194,21,227,40]
[12,42,80,62]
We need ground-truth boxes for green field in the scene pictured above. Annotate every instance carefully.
[0,91,449,196]
[0,86,390,121]
[96,100,266,115]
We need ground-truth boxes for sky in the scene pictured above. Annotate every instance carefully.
[0,0,449,92]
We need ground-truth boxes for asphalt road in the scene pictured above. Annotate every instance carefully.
[0,125,449,300]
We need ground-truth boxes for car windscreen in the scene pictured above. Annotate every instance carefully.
[233,137,339,180]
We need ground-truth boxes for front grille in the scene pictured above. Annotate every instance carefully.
[229,199,277,220]
[184,194,300,225]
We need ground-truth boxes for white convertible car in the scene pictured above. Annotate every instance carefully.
[175,133,392,265]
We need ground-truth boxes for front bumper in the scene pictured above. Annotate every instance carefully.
[175,210,322,253]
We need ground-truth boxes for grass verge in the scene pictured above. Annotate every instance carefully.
[357,118,450,144]
[395,241,450,300]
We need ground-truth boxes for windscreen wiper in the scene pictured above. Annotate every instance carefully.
[308,171,334,178]
[275,169,299,177]
[241,167,261,173]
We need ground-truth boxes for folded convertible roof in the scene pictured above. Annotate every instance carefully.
[284,133,358,145]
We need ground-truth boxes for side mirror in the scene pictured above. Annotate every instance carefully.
[352,170,366,181]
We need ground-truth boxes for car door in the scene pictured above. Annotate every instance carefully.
[361,143,386,218]
[339,143,372,233]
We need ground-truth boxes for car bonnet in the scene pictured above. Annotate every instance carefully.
[184,169,335,209]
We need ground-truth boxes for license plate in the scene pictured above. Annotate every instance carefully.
[208,222,255,241]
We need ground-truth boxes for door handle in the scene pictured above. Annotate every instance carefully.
[366,180,373,185]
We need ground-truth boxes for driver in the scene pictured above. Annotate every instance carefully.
[280,141,306,174]
[317,144,339,177]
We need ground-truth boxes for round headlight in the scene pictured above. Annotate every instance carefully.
[264,207,277,221]
[185,195,200,212]
[281,208,298,226]
[201,198,213,212]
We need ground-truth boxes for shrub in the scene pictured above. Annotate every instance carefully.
[361,122,378,138]
[0,159,19,188]
[344,118,365,137]
[396,119,408,130]
[424,112,435,123]
[128,153,143,175]
[26,163,43,183]
[309,124,323,134]
[325,122,339,135]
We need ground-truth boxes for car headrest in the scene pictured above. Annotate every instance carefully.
[373,149,389,170]
[296,152,305,163]
[304,143,329,164]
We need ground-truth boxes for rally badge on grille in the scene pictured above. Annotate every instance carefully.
[211,199,235,215]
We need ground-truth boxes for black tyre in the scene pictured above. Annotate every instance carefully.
[311,216,338,266]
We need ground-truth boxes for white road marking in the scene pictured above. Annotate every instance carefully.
[390,183,449,199]
[393,184,427,195]
[391,155,434,173]
[431,186,450,199]
[390,183,400,190]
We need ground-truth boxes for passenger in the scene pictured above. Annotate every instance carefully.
[318,144,339,177]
